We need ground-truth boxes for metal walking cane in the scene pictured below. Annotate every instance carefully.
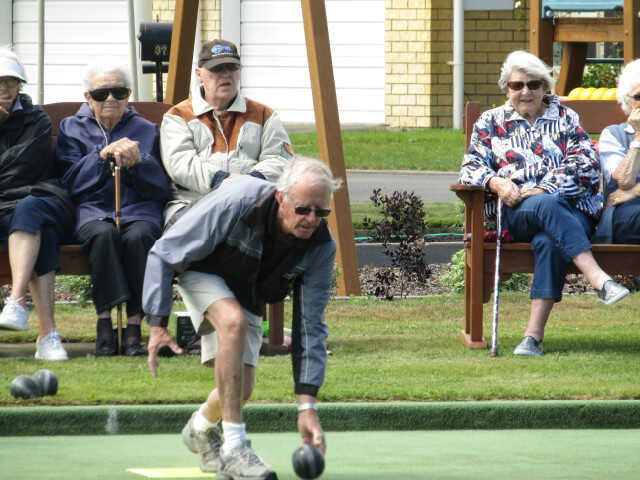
[490,198,503,358]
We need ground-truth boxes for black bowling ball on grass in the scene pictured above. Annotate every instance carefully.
[10,375,42,399]
[32,369,58,396]
[292,443,325,479]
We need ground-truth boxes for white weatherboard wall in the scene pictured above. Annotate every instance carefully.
[11,0,151,104]
[239,0,384,125]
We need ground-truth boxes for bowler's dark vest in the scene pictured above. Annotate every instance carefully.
[183,188,332,316]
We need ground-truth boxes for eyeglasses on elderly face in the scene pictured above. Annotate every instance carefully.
[88,87,130,102]
[207,63,240,74]
[294,205,332,218]
[507,80,543,91]
[0,77,20,88]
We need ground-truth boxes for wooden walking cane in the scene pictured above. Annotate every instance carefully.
[113,162,123,355]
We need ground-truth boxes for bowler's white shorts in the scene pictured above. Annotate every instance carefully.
[176,271,263,366]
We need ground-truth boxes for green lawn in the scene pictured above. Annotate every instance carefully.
[290,128,465,172]
[351,200,463,233]
[2,292,639,405]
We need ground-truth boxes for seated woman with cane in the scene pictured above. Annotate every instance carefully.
[56,61,171,356]
[458,50,629,357]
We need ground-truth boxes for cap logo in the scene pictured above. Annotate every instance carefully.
[212,44,233,55]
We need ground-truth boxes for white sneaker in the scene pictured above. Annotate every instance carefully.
[35,330,69,361]
[0,298,29,331]
[218,440,277,480]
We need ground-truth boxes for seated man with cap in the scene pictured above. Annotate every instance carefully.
[159,38,294,225]
[0,47,74,360]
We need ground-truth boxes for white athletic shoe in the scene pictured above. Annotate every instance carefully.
[35,330,69,361]
[182,412,223,472]
[0,298,29,331]
[218,440,277,480]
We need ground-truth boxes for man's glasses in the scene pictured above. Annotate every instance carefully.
[628,93,640,101]
[207,63,240,74]
[88,87,130,102]
[0,77,19,89]
[294,205,332,218]
[507,80,543,91]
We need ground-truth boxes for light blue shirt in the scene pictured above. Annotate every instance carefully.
[11,94,23,113]
[598,123,637,187]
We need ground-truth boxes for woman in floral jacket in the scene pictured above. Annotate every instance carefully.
[459,50,628,357]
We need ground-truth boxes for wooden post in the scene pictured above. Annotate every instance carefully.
[557,43,587,96]
[529,0,554,68]
[300,0,361,296]
[624,0,640,65]
[165,0,199,105]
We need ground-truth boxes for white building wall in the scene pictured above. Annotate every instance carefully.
[11,0,152,104]
[239,0,384,125]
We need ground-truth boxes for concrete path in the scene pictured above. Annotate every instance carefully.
[346,170,459,203]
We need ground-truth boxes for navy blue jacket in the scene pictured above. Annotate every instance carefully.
[55,103,171,232]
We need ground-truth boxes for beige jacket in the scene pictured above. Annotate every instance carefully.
[160,88,293,222]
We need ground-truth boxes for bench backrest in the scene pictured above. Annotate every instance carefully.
[464,99,627,149]
[42,101,173,145]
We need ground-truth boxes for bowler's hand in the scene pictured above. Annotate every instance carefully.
[489,176,521,207]
[298,409,326,455]
[147,326,183,377]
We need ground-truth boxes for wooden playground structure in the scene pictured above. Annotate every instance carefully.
[530,0,640,95]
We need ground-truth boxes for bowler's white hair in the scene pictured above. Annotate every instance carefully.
[83,60,132,90]
[276,157,343,200]
[616,59,640,115]
[497,50,555,93]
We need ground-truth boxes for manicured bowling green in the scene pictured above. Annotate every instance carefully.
[1,429,638,479]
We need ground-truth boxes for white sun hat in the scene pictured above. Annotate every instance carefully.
[0,48,27,82]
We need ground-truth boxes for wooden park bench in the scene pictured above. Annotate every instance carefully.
[0,101,285,353]
[451,99,639,349]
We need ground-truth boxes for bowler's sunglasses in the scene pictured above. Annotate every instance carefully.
[208,63,240,74]
[507,80,543,91]
[89,87,130,102]
[294,205,332,218]
[628,93,640,101]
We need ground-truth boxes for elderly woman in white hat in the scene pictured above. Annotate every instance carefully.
[0,47,74,360]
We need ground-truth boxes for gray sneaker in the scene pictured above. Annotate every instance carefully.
[218,440,277,480]
[597,280,630,306]
[182,412,223,473]
[513,336,543,356]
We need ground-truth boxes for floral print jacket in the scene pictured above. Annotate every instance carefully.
[458,94,602,220]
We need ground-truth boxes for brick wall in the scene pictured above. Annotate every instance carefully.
[386,0,528,128]
[464,8,529,118]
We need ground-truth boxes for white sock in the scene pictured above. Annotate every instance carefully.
[598,274,612,290]
[192,404,215,432]
[221,421,247,455]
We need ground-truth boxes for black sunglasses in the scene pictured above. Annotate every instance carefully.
[208,63,240,74]
[89,87,130,102]
[628,93,640,101]
[507,80,544,91]
[294,205,331,218]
